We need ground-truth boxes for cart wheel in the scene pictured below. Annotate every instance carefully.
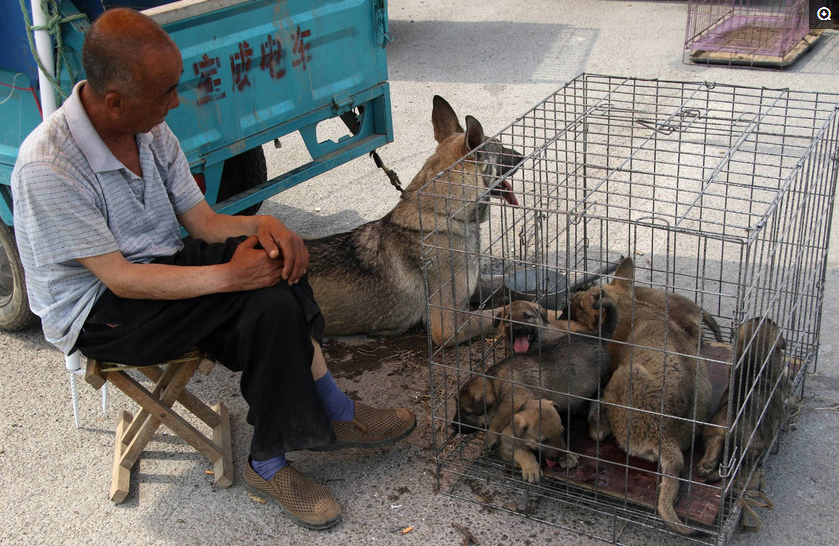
[217,147,267,216]
[0,223,38,331]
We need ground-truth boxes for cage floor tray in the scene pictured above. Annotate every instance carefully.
[541,342,734,527]
[689,28,823,68]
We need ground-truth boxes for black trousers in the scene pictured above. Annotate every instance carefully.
[74,237,335,459]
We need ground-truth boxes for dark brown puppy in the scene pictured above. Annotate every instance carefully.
[494,300,605,355]
[697,317,788,482]
[456,299,617,447]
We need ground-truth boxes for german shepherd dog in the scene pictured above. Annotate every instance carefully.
[697,317,788,482]
[305,96,521,347]
[571,258,713,536]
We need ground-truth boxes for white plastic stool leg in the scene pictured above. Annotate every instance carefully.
[65,352,107,428]
[65,352,82,428]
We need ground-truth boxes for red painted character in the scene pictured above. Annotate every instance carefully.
[292,27,311,70]
[193,54,226,105]
[230,41,253,92]
[260,34,285,80]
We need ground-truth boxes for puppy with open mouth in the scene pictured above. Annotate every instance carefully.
[456,299,617,479]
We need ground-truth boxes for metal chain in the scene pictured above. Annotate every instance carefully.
[370,150,404,195]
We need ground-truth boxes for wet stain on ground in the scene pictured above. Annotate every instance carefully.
[388,486,412,501]
[321,328,430,381]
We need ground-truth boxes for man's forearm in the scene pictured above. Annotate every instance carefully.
[77,237,284,300]
[183,207,264,243]
[178,202,308,282]
[76,253,241,300]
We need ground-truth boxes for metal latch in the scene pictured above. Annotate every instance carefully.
[375,0,392,48]
[332,94,354,114]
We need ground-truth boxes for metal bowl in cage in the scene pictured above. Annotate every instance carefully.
[504,268,568,310]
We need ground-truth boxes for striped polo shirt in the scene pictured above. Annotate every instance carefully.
[11,81,205,354]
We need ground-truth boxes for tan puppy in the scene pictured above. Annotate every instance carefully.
[575,258,713,536]
[492,399,577,483]
[697,317,788,482]
[570,284,723,368]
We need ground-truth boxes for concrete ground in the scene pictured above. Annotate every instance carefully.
[2,1,838,545]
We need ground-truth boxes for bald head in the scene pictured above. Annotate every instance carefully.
[82,8,178,97]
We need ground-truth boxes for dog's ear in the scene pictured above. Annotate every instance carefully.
[483,391,496,411]
[566,292,580,320]
[474,387,495,416]
[513,413,528,439]
[465,116,486,151]
[611,257,635,288]
[432,96,464,143]
[538,306,548,325]
[493,305,510,329]
[764,318,787,351]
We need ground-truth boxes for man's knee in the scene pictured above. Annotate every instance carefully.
[245,284,306,326]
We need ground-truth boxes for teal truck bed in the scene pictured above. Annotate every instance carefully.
[0,0,393,329]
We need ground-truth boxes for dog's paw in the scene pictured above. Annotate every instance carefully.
[587,403,611,441]
[559,451,579,470]
[696,460,721,482]
[520,462,542,483]
[589,419,611,442]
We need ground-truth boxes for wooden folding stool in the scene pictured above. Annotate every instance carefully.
[84,348,234,503]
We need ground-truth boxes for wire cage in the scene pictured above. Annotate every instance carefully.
[419,74,839,544]
[684,0,818,67]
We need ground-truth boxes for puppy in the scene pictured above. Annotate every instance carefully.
[570,283,724,361]
[456,299,616,438]
[494,300,598,355]
[491,398,577,483]
[697,317,788,482]
[577,258,713,536]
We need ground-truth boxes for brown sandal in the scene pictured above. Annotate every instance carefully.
[243,461,341,530]
[318,402,417,451]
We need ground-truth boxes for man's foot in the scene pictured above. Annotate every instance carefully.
[243,460,341,530]
[316,402,417,451]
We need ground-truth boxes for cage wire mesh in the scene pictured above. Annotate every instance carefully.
[419,74,839,544]
[685,0,816,67]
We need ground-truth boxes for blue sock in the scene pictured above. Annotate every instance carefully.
[251,454,288,481]
[315,371,355,421]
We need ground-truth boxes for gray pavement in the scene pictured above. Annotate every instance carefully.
[2,1,839,545]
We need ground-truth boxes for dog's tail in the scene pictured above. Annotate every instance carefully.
[657,442,695,536]
[591,296,619,339]
[702,310,724,342]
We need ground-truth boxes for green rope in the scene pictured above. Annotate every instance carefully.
[18,0,87,102]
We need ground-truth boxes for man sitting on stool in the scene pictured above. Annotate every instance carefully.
[10,7,415,530]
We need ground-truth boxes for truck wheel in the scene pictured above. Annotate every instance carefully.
[217,147,267,216]
[0,223,38,331]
